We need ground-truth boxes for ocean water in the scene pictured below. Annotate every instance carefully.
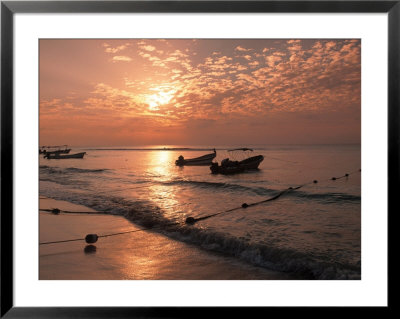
[39,144,361,279]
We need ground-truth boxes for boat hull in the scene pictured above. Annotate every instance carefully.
[40,148,71,155]
[238,155,264,169]
[44,152,86,159]
[175,152,216,166]
[210,155,264,174]
[210,163,245,175]
[176,159,215,166]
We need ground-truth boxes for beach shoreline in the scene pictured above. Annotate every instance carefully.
[39,197,298,280]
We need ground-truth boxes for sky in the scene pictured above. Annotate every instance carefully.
[39,39,361,147]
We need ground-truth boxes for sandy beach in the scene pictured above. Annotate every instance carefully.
[39,197,296,280]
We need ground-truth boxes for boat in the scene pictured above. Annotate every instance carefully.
[237,154,264,170]
[175,149,216,166]
[39,145,71,155]
[210,162,245,175]
[44,152,86,159]
[210,148,264,174]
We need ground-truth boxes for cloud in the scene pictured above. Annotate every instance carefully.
[40,39,361,145]
[235,46,252,52]
[112,56,132,62]
[141,45,156,52]
[124,40,359,121]
[103,43,130,53]
[265,55,282,67]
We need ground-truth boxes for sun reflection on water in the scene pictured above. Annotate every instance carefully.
[146,150,183,220]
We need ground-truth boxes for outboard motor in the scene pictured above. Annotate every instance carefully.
[210,162,219,174]
[175,155,185,166]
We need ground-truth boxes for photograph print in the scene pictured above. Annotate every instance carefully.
[39,39,361,280]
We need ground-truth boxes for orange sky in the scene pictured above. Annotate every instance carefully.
[39,39,361,147]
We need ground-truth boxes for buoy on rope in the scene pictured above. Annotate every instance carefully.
[39,168,362,243]
[85,234,98,244]
[185,217,196,225]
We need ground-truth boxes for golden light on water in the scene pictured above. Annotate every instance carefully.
[145,149,175,179]
[146,151,182,219]
[156,150,171,165]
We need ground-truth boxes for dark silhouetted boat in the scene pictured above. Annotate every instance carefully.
[175,149,216,166]
[44,152,86,159]
[40,145,71,155]
[210,148,264,174]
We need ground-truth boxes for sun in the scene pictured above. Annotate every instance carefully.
[146,89,175,111]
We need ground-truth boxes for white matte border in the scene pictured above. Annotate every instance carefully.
[14,13,388,307]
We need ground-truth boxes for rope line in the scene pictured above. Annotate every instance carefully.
[39,168,361,244]
[39,208,109,215]
[39,238,86,245]
[39,229,143,245]
[39,222,180,245]
[185,185,303,224]
[185,169,360,224]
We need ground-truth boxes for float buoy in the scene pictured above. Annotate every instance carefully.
[51,208,60,215]
[185,217,196,225]
[85,234,98,244]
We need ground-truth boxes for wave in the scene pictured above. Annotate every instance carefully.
[85,147,215,151]
[160,179,276,196]
[40,165,110,174]
[38,186,360,280]
[65,167,110,173]
[294,190,361,203]
[166,228,360,280]
[161,179,361,203]
[39,165,360,204]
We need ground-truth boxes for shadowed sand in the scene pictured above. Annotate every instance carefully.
[40,197,297,280]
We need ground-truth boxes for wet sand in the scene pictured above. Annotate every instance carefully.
[39,197,296,280]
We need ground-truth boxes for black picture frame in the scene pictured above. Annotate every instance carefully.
[1,0,397,317]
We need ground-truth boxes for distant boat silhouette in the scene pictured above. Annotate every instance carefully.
[44,152,86,159]
[39,145,71,154]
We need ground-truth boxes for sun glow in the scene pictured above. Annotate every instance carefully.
[146,89,176,111]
